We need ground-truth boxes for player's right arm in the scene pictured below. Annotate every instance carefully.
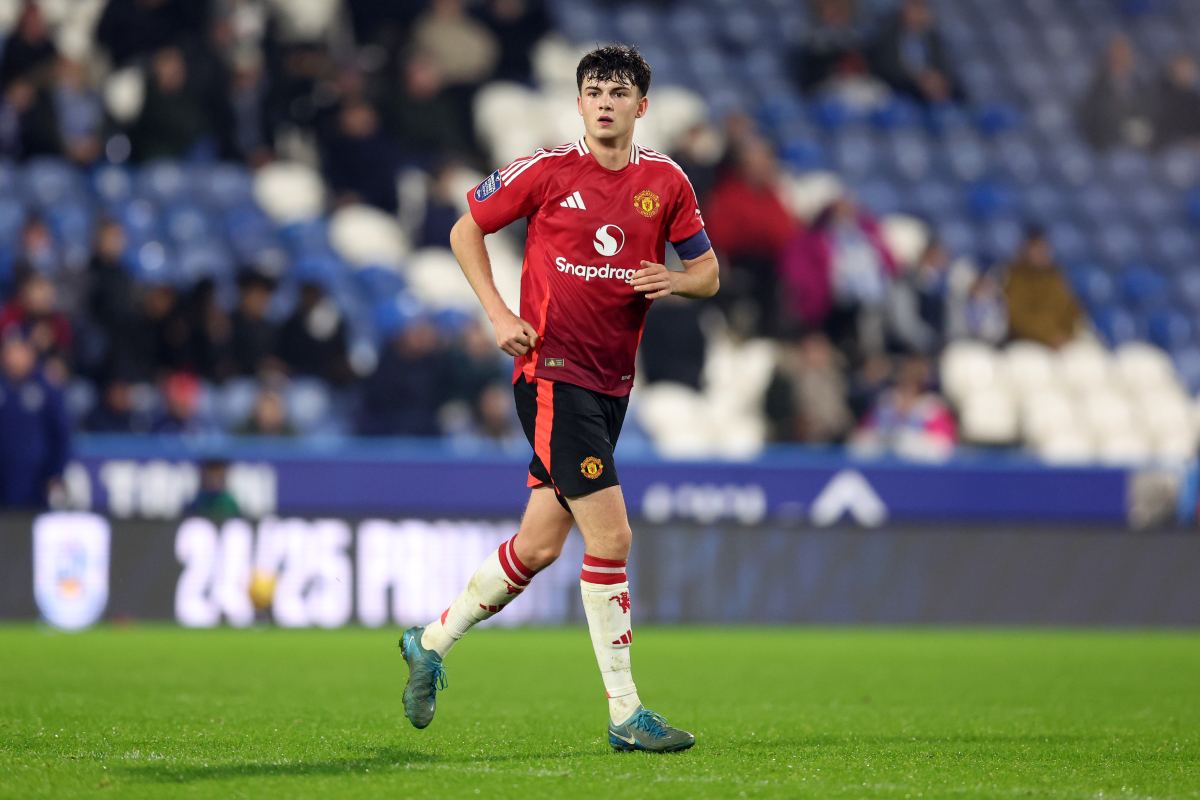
[450,212,538,357]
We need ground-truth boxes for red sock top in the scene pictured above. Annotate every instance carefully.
[581,553,627,585]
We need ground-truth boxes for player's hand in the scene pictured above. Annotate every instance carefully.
[492,310,539,356]
[632,260,674,300]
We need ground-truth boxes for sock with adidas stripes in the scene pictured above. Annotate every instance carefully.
[580,554,642,725]
[421,534,536,658]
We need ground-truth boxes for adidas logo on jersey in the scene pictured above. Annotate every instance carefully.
[559,191,587,209]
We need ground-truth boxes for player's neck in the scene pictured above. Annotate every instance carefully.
[584,132,634,171]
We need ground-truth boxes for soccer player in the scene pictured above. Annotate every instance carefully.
[399,44,719,753]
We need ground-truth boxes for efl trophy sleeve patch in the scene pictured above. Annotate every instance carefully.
[474,170,503,201]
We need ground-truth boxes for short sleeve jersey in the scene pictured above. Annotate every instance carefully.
[467,138,706,396]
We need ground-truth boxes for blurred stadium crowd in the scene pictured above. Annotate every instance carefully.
[2,0,1200,490]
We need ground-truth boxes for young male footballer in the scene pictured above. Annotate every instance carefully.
[399,44,719,753]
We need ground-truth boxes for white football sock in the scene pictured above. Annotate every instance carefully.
[421,534,534,658]
[581,554,642,725]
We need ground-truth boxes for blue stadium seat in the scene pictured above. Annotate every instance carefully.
[1077,184,1121,225]
[871,97,923,131]
[812,97,864,132]
[118,198,161,243]
[433,307,474,337]
[291,252,344,289]
[1148,308,1193,351]
[279,219,332,257]
[1172,346,1200,394]
[216,378,259,431]
[994,136,1041,185]
[1152,226,1197,267]
[1121,263,1169,311]
[164,204,212,245]
[354,265,405,301]
[945,133,989,182]
[178,240,235,283]
[1048,221,1092,263]
[967,180,1019,220]
[1096,224,1143,266]
[976,102,1024,135]
[285,378,333,435]
[1103,148,1153,188]
[45,201,93,248]
[373,293,424,341]
[833,130,878,180]
[936,218,978,256]
[1176,267,1200,310]
[1129,185,1175,225]
[136,161,191,204]
[194,163,253,209]
[25,157,83,208]
[92,164,133,207]
[1052,141,1096,186]
[122,239,177,285]
[1159,147,1200,190]
[1091,305,1143,346]
[780,138,826,171]
[890,130,932,181]
[1023,182,1068,222]
[982,217,1025,261]
[0,198,27,249]
[1069,264,1114,308]
[854,179,903,215]
[910,179,960,218]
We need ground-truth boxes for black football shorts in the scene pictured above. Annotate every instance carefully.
[514,375,628,509]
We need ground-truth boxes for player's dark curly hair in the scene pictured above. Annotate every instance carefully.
[576,44,652,97]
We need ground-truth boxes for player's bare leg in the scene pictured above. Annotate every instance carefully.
[567,485,695,752]
[401,487,574,728]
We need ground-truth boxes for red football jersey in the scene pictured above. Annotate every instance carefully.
[467,138,705,396]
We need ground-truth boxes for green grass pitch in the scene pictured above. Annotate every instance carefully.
[0,626,1196,799]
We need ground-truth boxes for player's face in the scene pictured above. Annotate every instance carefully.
[577,77,648,141]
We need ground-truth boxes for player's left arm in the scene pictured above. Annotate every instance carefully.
[631,248,719,300]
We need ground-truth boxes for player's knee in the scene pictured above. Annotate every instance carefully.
[525,542,564,571]
[609,524,632,557]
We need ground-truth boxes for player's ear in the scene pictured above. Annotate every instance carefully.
[635,94,648,119]
[577,94,584,117]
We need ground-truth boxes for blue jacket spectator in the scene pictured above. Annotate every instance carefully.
[0,329,70,508]
[359,319,452,436]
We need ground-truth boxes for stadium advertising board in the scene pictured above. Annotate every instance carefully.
[65,437,1133,523]
[3,512,1199,630]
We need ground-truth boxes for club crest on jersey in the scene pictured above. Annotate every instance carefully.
[633,189,661,218]
[581,456,604,479]
[473,169,502,201]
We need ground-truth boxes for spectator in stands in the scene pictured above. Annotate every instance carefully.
[53,58,103,165]
[1154,53,1200,148]
[322,98,404,212]
[889,240,950,355]
[84,377,141,433]
[477,382,517,441]
[151,371,203,433]
[0,327,70,508]
[0,3,56,91]
[850,356,956,461]
[704,138,795,335]
[360,317,451,436]
[227,270,278,378]
[790,0,869,95]
[412,0,499,88]
[390,54,472,161]
[275,280,352,385]
[418,160,467,248]
[186,459,241,520]
[0,76,63,160]
[1002,228,1083,349]
[97,0,210,68]
[945,262,1007,345]
[447,318,507,407]
[639,295,707,390]
[182,278,232,383]
[0,271,72,383]
[868,0,963,105]
[86,219,136,374]
[848,353,892,421]
[765,331,854,443]
[1078,34,1156,150]
[131,46,212,162]
[779,195,897,360]
[481,0,550,84]
[236,387,296,436]
[669,124,724,208]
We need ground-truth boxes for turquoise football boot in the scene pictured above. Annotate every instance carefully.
[399,626,447,729]
[608,707,695,752]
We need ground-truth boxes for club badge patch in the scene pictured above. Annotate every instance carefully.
[581,456,604,479]
[633,189,661,218]
[474,170,503,201]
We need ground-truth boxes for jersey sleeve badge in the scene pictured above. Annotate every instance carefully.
[633,190,661,218]
[474,169,503,201]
